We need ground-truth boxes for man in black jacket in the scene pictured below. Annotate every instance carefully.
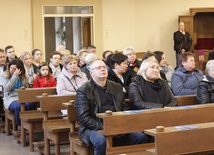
[174,22,192,68]
[75,59,147,155]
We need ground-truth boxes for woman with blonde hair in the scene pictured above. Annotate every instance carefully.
[76,49,88,68]
[129,57,177,109]
[20,51,38,86]
[56,55,88,95]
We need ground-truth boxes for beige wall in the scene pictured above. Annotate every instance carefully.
[0,0,32,56]
[0,0,214,67]
[103,0,214,67]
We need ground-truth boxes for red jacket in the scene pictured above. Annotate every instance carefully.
[33,74,56,88]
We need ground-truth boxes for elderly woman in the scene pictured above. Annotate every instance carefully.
[57,55,88,95]
[0,59,33,129]
[123,47,141,72]
[171,52,203,96]
[20,51,38,87]
[129,57,177,109]
[197,60,214,104]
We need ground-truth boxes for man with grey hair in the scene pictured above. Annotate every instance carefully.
[81,53,98,79]
[197,59,214,104]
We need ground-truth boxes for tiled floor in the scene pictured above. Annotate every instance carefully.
[0,132,70,155]
[0,131,146,155]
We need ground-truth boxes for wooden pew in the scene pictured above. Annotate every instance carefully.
[175,94,197,106]
[37,94,76,155]
[18,87,57,151]
[145,122,214,155]
[5,87,56,137]
[136,51,146,60]
[62,102,93,155]
[97,104,214,155]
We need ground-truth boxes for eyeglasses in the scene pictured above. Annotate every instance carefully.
[90,65,107,70]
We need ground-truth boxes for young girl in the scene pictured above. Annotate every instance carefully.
[33,62,56,88]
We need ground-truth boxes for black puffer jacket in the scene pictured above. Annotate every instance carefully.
[129,75,178,109]
[74,79,128,146]
[197,74,214,104]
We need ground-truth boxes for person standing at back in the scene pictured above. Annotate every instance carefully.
[174,22,192,68]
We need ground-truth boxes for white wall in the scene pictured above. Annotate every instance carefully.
[102,0,214,67]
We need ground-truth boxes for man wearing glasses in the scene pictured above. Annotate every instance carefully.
[75,59,147,155]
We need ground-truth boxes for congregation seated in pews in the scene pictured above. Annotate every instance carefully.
[2,45,214,155]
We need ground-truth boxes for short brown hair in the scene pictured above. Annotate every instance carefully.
[62,55,78,66]
[179,52,194,67]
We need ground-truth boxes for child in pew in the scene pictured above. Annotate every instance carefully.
[33,62,56,88]
[0,59,34,130]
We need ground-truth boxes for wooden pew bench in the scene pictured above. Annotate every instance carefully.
[62,102,93,155]
[97,104,214,155]
[125,94,197,109]
[145,122,214,155]
[175,94,197,106]
[36,94,76,155]
[17,87,57,151]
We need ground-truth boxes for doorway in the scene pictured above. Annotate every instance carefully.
[43,6,94,61]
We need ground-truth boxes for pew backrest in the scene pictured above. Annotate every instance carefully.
[18,87,57,111]
[175,94,197,106]
[97,104,214,136]
[38,95,76,120]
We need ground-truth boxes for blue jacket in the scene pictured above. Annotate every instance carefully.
[171,67,203,96]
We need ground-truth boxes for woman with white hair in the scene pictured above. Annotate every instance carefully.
[123,47,141,72]
[197,60,214,104]
[129,57,177,109]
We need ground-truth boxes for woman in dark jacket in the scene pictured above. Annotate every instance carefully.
[197,60,214,104]
[107,53,136,98]
[129,57,178,109]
